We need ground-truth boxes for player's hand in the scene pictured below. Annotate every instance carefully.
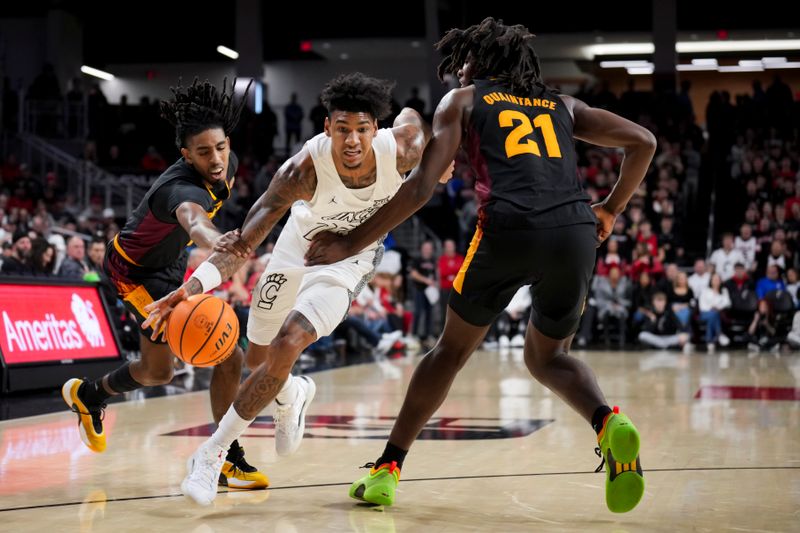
[439,160,456,184]
[214,229,251,258]
[305,231,353,266]
[592,203,616,245]
[142,286,188,342]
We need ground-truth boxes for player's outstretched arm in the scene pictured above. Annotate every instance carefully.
[142,149,317,338]
[564,95,657,243]
[305,88,469,266]
[175,202,250,257]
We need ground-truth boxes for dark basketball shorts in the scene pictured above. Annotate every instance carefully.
[104,243,188,343]
[448,222,598,339]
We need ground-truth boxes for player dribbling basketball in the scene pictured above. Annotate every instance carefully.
[61,78,269,490]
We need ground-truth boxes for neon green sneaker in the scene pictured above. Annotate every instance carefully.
[595,406,644,513]
[349,462,401,506]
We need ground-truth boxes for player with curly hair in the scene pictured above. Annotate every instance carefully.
[61,78,269,491]
[144,72,452,505]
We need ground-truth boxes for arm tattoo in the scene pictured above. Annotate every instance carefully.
[203,156,317,284]
[288,310,317,336]
[234,374,285,419]
[184,277,202,297]
[395,125,427,174]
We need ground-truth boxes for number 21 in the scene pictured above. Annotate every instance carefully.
[498,110,562,159]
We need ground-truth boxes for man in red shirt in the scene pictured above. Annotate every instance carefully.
[437,239,464,327]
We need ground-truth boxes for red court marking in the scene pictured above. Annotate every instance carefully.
[695,386,800,401]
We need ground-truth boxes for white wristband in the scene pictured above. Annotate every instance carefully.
[192,262,222,294]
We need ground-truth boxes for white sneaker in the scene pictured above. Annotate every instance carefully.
[499,335,511,348]
[706,343,715,354]
[510,334,525,347]
[375,331,403,355]
[274,375,316,456]
[718,333,730,347]
[181,440,227,506]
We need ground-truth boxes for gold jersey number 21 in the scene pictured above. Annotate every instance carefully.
[498,110,562,159]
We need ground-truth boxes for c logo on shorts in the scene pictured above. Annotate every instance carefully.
[257,273,288,310]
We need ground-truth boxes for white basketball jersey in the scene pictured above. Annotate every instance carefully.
[268,129,404,271]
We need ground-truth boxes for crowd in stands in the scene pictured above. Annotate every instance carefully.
[2,69,800,359]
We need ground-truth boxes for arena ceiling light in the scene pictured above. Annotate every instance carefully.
[691,58,718,66]
[587,39,800,58]
[80,66,114,81]
[599,60,652,68]
[764,61,800,69]
[718,65,765,72]
[626,65,654,75]
[678,39,800,53]
[676,64,717,71]
[216,45,239,60]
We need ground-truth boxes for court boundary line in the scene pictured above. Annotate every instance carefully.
[1,465,798,513]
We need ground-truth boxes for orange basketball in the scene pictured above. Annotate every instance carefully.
[165,294,239,367]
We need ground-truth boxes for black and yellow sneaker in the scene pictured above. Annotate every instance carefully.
[218,440,269,490]
[595,406,644,513]
[62,378,106,453]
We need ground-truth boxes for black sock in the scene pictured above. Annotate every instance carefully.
[227,439,242,459]
[591,405,613,435]
[375,442,408,470]
[81,363,142,406]
[79,379,111,406]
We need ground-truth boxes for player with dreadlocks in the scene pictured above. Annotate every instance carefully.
[305,17,655,513]
[62,78,270,491]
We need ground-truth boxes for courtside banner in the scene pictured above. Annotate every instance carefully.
[0,283,120,364]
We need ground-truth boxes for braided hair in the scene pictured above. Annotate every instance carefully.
[160,77,253,149]
[435,17,545,95]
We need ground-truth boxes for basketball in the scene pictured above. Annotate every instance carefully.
[165,294,239,367]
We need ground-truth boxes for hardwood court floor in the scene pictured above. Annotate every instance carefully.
[0,349,798,532]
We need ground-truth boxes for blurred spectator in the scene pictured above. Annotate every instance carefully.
[658,216,683,264]
[496,285,531,348]
[437,239,463,326]
[747,300,781,353]
[284,93,304,152]
[86,237,116,303]
[592,265,631,347]
[309,96,327,136]
[1,231,33,275]
[58,235,89,279]
[404,87,426,116]
[762,238,788,274]
[409,241,437,343]
[787,310,800,348]
[29,237,56,276]
[667,271,694,330]
[724,262,754,295]
[631,270,656,327]
[698,273,731,352]
[756,264,786,300]
[140,146,167,172]
[785,268,800,306]
[637,220,658,256]
[708,233,746,281]
[637,292,689,350]
[735,223,758,272]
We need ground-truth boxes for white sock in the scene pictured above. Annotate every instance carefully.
[210,406,252,450]
[274,374,298,405]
